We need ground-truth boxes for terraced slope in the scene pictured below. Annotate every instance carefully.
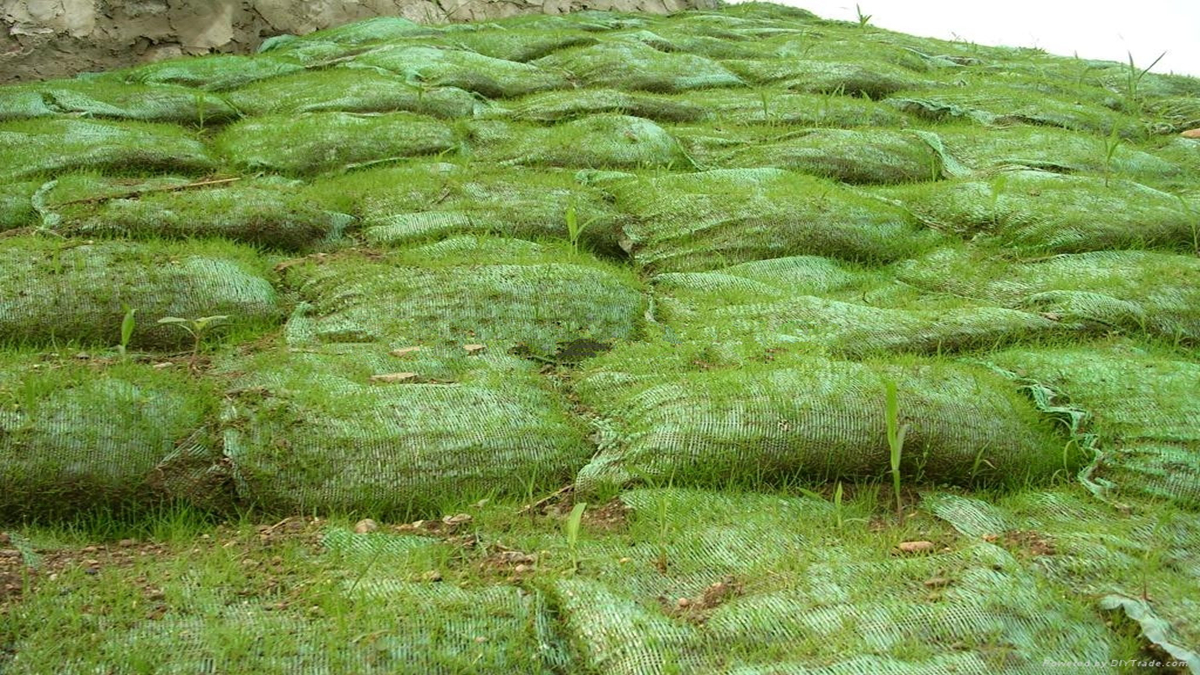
[1,4,1199,672]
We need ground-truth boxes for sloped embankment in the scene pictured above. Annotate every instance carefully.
[1,3,1199,671]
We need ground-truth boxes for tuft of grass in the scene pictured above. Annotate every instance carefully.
[1122,50,1166,115]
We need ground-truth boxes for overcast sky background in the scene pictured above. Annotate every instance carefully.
[736,1,1200,77]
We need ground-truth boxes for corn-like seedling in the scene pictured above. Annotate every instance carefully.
[565,501,586,574]
[884,379,908,518]
[855,4,872,29]
[1101,126,1122,187]
[117,306,136,360]
[565,201,597,255]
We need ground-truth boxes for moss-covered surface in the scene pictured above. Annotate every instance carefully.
[0,2,1198,671]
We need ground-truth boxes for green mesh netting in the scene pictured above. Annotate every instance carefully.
[344,163,629,253]
[573,345,1070,491]
[670,88,910,127]
[0,78,239,124]
[0,355,221,520]
[653,262,1068,357]
[888,169,1199,253]
[543,487,1124,673]
[0,237,280,349]
[934,125,1184,186]
[986,343,1200,509]
[214,111,458,175]
[888,81,1138,136]
[119,54,305,91]
[0,118,215,181]
[496,88,707,123]
[925,489,1200,666]
[349,46,568,98]
[607,168,934,272]
[532,41,745,92]
[225,68,478,118]
[474,115,688,169]
[35,175,351,251]
[717,128,944,183]
[723,58,924,97]
[895,247,1200,343]
[218,345,588,515]
[0,4,1198,667]
[446,28,600,62]
[280,236,644,356]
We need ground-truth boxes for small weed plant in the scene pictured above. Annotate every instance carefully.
[564,501,586,574]
[158,314,228,368]
[884,378,908,518]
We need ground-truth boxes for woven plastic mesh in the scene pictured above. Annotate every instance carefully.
[349,46,568,99]
[532,41,745,93]
[45,177,350,251]
[0,118,215,181]
[446,28,600,62]
[226,68,478,118]
[896,247,1200,343]
[0,4,1198,668]
[120,54,305,91]
[214,111,457,175]
[0,237,280,349]
[497,88,706,123]
[655,280,1065,357]
[926,489,1200,666]
[0,355,219,520]
[608,168,933,272]
[892,169,1199,253]
[723,58,923,97]
[280,236,644,355]
[218,344,588,515]
[0,79,238,124]
[935,126,1184,186]
[354,163,629,252]
[479,114,688,169]
[888,82,1137,135]
[717,128,943,183]
[574,348,1068,491]
[544,488,1122,674]
[987,344,1200,508]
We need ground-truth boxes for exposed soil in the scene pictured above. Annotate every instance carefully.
[660,575,744,625]
[996,530,1057,557]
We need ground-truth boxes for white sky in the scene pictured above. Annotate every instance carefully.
[735,0,1200,78]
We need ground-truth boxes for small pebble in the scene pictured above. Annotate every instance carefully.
[354,519,379,534]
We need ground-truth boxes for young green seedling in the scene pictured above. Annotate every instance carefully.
[855,4,872,29]
[565,200,598,255]
[884,379,908,518]
[117,306,136,360]
[1101,125,1122,187]
[565,501,587,574]
[158,315,228,369]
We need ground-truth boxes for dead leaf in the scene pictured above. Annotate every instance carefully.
[464,344,485,355]
[354,519,379,534]
[390,347,421,357]
[370,372,416,383]
[1181,128,1200,138]
[897,540,935,554]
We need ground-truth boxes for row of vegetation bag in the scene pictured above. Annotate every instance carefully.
[572,343,1075,492]
[0,344,592,520]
